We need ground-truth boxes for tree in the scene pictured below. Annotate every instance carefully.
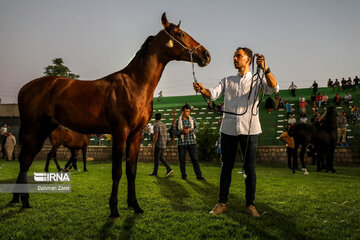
[43,58,80,79]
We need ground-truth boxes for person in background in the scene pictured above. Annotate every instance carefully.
[285,101,292,118]
[337,111,347,145]
[174,104,204,181]
[149,113,174,177]
[1,124,8,159]
[279,125,295,171]
[4,132,16,161]
[289,82,297,97]
[322,92,329,105]
[311,81,318,94]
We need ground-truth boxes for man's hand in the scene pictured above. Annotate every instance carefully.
[256,54,268,71]
[182,127,190,134]
[193,82,204,93]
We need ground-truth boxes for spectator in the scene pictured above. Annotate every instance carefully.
[278,96,285,109]
[310,93,317,109]
[337,111,347,145]
[311,110,321,125]
[265,97,275,113]
[334,79,340,91]
[158,90,163,101]
[353,76,359,89]
[279,125,295,171]
[288,115,296,126]
[274,93,280,110]
[4,132,16,161]
[344,91,352,104]
[174,104,204,180]
[334,93,341,105]
[148,121,154,142]
[299,96,306,103]
[289,82,297,97]
[327,78,333,88]
[311,81,318,93]
[322,92,329,105]
[299,114,308,124]
[316,92,324,107]
[346,77,353,90]
[341,77,347,90]
[149,113,174,177]
[351,105,359,125]
[1,124,8,159]
[285,101,292,118]
[299,100,307,115]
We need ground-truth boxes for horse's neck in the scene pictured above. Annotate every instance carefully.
[121,40,168,98]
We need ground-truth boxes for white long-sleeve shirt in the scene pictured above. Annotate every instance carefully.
[209,72,279,136]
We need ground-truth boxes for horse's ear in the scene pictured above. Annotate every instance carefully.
[177,20,181,29]
[161,12,170,29]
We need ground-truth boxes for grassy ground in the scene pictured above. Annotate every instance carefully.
[0,160,360,240]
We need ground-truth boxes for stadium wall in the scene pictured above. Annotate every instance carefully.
[6,145,360,164]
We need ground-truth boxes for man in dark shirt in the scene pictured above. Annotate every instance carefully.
[149,113,173,176]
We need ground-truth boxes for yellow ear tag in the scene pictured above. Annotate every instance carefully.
[166,39,174,48]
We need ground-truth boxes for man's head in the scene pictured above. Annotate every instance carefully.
[155,113,162,121]
[233,47,252,70]
[181,104,191,119]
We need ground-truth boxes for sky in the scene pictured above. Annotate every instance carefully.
[0,0,359,103]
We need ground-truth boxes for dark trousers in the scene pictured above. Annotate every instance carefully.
[178,144,202,178]
[219,133,258,206]
[152,146,171,174]
[287,147,294,169]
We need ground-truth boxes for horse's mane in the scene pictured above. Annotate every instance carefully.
[135,36,155,59]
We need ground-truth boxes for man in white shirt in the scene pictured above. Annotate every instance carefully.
[194,47,279,217]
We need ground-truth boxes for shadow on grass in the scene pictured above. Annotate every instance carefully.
[156,177,191,211]
[100,214,136,240]
[187,178,312,240]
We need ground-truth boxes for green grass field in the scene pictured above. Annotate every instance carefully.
[1,160,360,240]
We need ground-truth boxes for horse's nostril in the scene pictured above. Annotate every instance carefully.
[204,51,211,62]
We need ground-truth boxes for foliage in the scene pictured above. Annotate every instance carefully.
[43,58,80,79]
[196,121,219,161]
[1,161,360,239]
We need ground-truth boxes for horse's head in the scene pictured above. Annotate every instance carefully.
[159,13,211,67]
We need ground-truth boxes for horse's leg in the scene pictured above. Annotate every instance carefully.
[108,130,127,220]
[299,145,307,169]
[126,131,144,214]
[326,144,336,173]
[45,144,61,172]
[82,147,87,171]
[292,144,299,174]
[72,149,79,170]
[11,127,54,207]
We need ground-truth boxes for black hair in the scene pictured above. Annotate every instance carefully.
[236,47,253,65]
[181,104,191,112]
[155,113,161,120]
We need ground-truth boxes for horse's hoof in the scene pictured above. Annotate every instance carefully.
[21,205,32,209]
[108,216,121,221]
[7,201,20,207]
[134,208,144,215]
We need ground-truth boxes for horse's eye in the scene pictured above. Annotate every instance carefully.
[176,32,184,37]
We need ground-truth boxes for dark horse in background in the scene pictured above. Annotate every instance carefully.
[45,126,90,172]
[10,13,210,220]
[288,106,337,173]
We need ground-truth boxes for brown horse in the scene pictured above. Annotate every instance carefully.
[45,126,90,172]
[10,13,210,219]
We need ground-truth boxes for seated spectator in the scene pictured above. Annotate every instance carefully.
[334,93,341,105]
[299,100,307,114]
[285,101,292,118]
[351,105,359,125]
[299,95,306,103]
[322,92,329,105]
[334,79,340,90]
[299,114,308,124]
[354,75,360,88]
[311,110,321,125]
[289,82,297,97]
[344,91,352,104]
[316,93,323,107]
[278,97,285,109]
[288,115,296,126]
[274,93,280,110]
[265,97,275,113]
[346,77,353,90]
[327,78,333,88]
[341,77,347,90]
